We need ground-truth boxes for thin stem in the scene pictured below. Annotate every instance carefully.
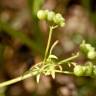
[43,25,58,63]
[58,52,79,65]
[0,62,42,88]
[49,40,59,55]
[0,72,34,88]
[55,70,73,75]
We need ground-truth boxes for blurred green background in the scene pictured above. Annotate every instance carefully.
[0,0,96,96]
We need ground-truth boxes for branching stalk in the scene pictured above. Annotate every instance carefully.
[58,52,79,65]
[0,72,34,88]
[55,70,73,75]
[0,62,42,88]
[49,40,59,55]
[43,26,58,63]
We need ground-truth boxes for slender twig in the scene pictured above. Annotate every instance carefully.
[49,40,59,55]
[0,72,35,88]
[0,62,42,88]
[55,70,73,75]
[43,26,58,63]
[58,52,79,65]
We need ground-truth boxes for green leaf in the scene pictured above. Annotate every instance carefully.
[48,54,58,59]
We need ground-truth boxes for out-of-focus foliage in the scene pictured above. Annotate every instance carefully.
[30,0,44,16]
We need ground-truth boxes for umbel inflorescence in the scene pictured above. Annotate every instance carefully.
[0,10,96,88]
[37,10,65,27]
[37,10,96,79]
[73,41,96,77]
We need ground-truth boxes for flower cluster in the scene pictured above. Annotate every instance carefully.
[80,41,96,59]
[73,62,96,77]
[73,41,96,77]
[37,10,65,27]
[1,10,96,88]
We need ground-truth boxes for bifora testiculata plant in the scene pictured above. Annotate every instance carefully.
[0,10,96,88]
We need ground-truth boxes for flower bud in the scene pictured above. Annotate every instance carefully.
[73,65,85,76]
[53,13,64,25]
[59,21,65,27]
[84,62,93,76]
[80,41,95,54]
[47,11,55,21]
[59,16,65,22]
[80,42,89,53]
[93,66,96,76]
[85,44,95,52]
[37,10,65,27]
[37,10,48,20]
[87,51,96,60]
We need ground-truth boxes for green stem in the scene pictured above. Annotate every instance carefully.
[49,40,59,55]
[0,62,42,88]
[0,72,35,88]
[58,52,79,65]
[43,26,58,63]
[55,70,73,75]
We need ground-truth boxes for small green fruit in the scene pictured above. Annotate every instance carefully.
[37,10,65,27]
[59,16,65,22]
[87,51,96,60]
[85,44,95,52]
[80,41,95,54]
[53,13,63,24]
[73,65,85,76]
[93,66,96,76]
[47,11,55,21]
[37,10,47,20]
[84,63,93,76]
[80,44,87,52]
[59,21,65,27]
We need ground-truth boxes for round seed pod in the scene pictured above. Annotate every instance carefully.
[93,66,96,76]
[80,41,95,54]
[73,65,85,76]
[47,11,55,21]
[84,62,93,76]
[59,21,65,27]
[87,51,96,60]
[37,10,48,20]
[53,13,63,24]
[85,44,95,52]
